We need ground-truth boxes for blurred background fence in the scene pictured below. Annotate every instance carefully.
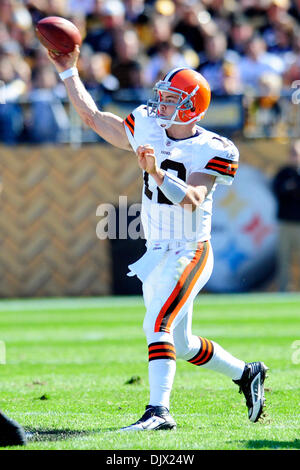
[0,136,295,297]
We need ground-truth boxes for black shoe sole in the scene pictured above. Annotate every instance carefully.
[249,362,268,423]
[155,422,177,430]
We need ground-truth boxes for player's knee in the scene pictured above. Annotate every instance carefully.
[174,337,195,359]
[174,342,191,359]
[143,314,175,346]
[143,315,153,337]
[143,301,162,338]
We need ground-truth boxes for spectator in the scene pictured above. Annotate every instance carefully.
[228,15,255,55]
[124,0,147,23]
[222,60,243,95]
[255,72,283,136]
[282,26,300,89]
[146,14,174,57]
[238,35,285,91]
[0,0,14,27]
[67,13,88,43]
[0,53,27,144]
[201,0,239,34]
[85,0,126,55]
[41,0,69,16]
[0,40,32,88]
[2,0,300,143]
[144,40,191,87]
[80,48,119,106]
[173,0,217,54]
[266,23,294,58]
[272,140,300,291]
[111,29,144,91]
[0,22,10,45]
[24,1,47,24]
[198,31,238,95]
[31,44,56,72]
[67,0,95,15]
[28,65,70,143]
[288,0,300,21]
[260,0,295,51]
[25,0,69,17]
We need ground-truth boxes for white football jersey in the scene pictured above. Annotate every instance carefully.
[124,105,239,243]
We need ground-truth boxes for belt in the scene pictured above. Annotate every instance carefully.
[147,240,207,251]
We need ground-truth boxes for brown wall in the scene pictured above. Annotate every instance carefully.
[0,139,290,297]
[0,144,142,297]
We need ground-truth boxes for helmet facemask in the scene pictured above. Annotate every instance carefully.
[147,80,201,129]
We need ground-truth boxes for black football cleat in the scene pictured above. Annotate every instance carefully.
[0,410,27,447]
[119,405,177,432]
[233,361,268,422]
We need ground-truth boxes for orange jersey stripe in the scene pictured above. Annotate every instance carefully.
[165,248,209,331]
[124,119,134,136]
[154,243,204,332]
[206,164,237,176]
[208,159,238,168]
[127,114,135,128]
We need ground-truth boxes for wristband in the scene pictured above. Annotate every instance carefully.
[159,171,188,204]
[59,67,79,81]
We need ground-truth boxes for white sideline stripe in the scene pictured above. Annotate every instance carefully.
[0,296,144,311]
[0,293,299,312]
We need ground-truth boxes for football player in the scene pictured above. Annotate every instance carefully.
[48,46,268,430]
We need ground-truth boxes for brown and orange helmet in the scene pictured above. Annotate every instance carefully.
[147,67,211,129]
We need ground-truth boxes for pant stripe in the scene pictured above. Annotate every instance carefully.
[188,336,214,366]
[154,241,209,333]
[148,341,176,361]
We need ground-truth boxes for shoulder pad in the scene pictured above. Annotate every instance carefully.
[208,135,234,151]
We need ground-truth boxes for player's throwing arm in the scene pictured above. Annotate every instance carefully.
[47,45,131,151]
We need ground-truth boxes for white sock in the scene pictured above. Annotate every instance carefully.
[202,341,245,380]
[148,359,176,409]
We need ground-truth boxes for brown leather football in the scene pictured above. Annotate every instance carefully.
[36,16,82,53]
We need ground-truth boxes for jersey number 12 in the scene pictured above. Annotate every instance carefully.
[144,159,186,205]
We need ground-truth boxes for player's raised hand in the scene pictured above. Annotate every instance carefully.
[47,44,80,73]
[136,145,158,175]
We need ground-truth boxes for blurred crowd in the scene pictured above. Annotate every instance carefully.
[1,0,300,143]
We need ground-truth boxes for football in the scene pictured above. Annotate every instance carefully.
[35,16,82,54]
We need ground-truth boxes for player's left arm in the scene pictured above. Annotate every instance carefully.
[179,172,216,211]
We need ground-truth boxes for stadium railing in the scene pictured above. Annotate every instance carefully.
[1,90,300,145]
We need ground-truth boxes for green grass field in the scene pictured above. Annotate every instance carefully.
[0,294,299,450]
